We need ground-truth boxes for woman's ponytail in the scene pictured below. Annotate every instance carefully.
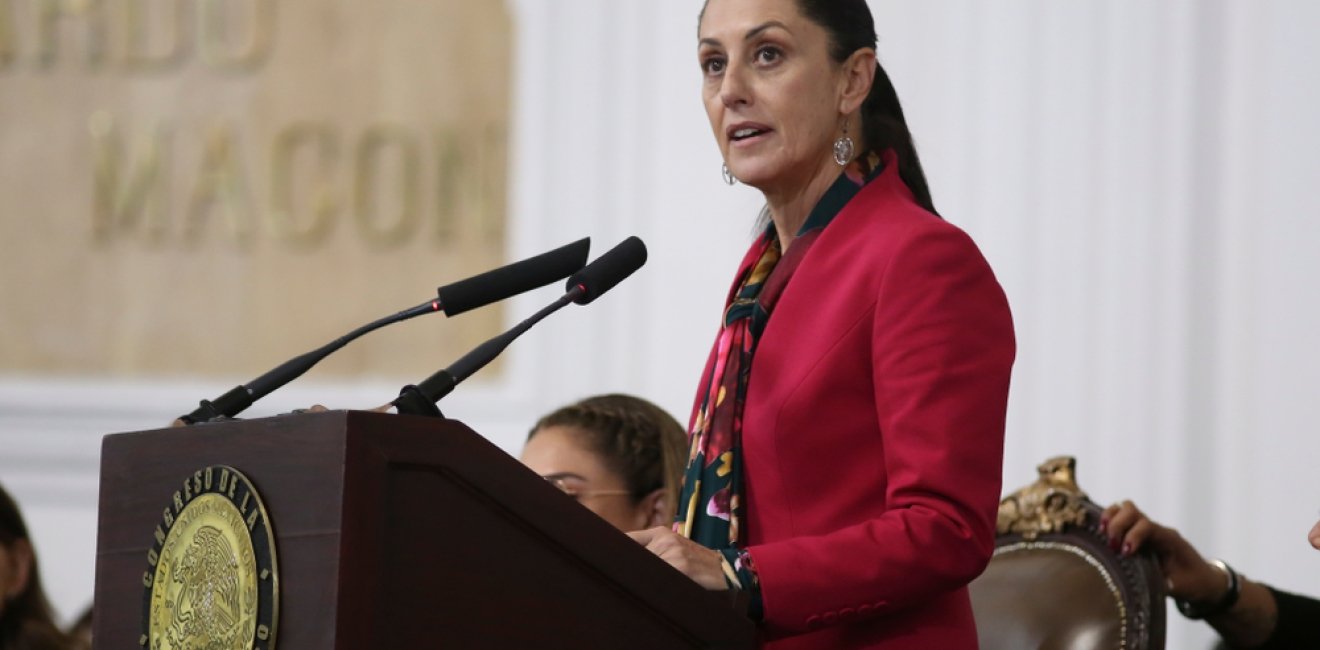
[795,0,939,216]
[861,62,937,215]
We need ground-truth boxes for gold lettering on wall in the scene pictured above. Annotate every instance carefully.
[186,122,253,247]
[353,125,420,248]
[123,0,187,72]
[197,0,271,72]
[90,111,171,243]
[0,0,15,68]
[477,124,507,245]
[37,0,107,68]
[269,122,337,248]
[85,119,503,249]
[0,1,512,379]
[0,0,274,72]
[431,129,462,243]
[431,124,507,246]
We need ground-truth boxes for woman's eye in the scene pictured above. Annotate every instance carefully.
[755,46,781,65]
[702,57,726,75]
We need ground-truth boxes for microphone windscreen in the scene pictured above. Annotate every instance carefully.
[438,237,590,317]
[567,236,647,305]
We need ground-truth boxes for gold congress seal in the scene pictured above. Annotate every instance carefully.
[141,466,278,650]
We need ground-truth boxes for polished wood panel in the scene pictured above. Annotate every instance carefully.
[94,411,754,648]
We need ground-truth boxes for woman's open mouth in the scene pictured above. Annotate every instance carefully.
[728,123,773,147]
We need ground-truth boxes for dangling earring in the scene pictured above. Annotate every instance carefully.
[722,162,737,186]
[833,125,855,167]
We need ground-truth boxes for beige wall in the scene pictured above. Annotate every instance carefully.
[0,0,511,379]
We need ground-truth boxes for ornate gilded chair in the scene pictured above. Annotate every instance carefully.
[968,457,1166,650]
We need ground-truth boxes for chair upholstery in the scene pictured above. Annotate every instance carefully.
[969,457,1166,650]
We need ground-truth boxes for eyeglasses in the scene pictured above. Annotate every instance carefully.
[544,476,632,501]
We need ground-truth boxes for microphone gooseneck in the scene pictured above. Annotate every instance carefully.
[178,298,441,425]
[177,237,592,425]
[394,237,647,417]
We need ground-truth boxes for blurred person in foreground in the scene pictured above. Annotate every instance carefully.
[64,607,90,650]
[520,394,688,532]
[1104,500,1320,649]
[0,483,71,650]
[625,0,1016,647]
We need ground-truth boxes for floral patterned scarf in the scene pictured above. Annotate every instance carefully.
[675,153,884,619]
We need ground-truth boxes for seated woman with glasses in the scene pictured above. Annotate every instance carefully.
[520,394,688,532]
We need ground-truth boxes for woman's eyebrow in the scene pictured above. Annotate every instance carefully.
[745,20,789,41]
[699,20,791,48]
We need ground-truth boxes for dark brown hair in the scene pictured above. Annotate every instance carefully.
[701,0,938,215]
[0,484,71,650]
[529,394,688,521]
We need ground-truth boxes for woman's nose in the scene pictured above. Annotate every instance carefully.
[719,61,751,109]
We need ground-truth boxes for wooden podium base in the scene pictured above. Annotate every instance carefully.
[94,411,755,649]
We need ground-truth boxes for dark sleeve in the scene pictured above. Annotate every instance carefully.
[1251,587,1320,649]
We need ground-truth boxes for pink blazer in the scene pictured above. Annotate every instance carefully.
[693,162,1015,649]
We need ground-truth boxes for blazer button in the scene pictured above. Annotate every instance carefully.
[806,615,822,630]
[857,604,874,616]
[839,607,857,621]
[822,612,839,626]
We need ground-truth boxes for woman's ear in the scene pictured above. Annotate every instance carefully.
[4,539,34,601]
[640,488,670,529]
[839,48,877,116]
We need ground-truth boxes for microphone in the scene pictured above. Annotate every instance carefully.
[177,237,591,424]
[565,235,647,304]
[393,236,648,416]
[438,237,591,317]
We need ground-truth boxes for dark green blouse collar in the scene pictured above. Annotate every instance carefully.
[768,155,887,241]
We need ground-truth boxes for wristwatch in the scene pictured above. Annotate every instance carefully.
[1175,559,1241,620]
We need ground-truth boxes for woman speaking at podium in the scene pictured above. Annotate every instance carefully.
[628,0,1016,648]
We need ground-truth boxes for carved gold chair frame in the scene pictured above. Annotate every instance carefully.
[977,456,1167,650]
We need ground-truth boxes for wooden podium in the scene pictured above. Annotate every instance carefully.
[93,411,756,648]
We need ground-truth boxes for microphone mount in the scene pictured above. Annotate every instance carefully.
[179,298,441,424]
[394,286,585,417]
[176,237,591,424]
[392,236,646,417]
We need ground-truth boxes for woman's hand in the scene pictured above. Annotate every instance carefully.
[1102,500,1226,603]
[286,403,394,414]
[1106,501,1285,645]
[627,526,729,591]
[1309,519,1320,550]
[309,404,395,413]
